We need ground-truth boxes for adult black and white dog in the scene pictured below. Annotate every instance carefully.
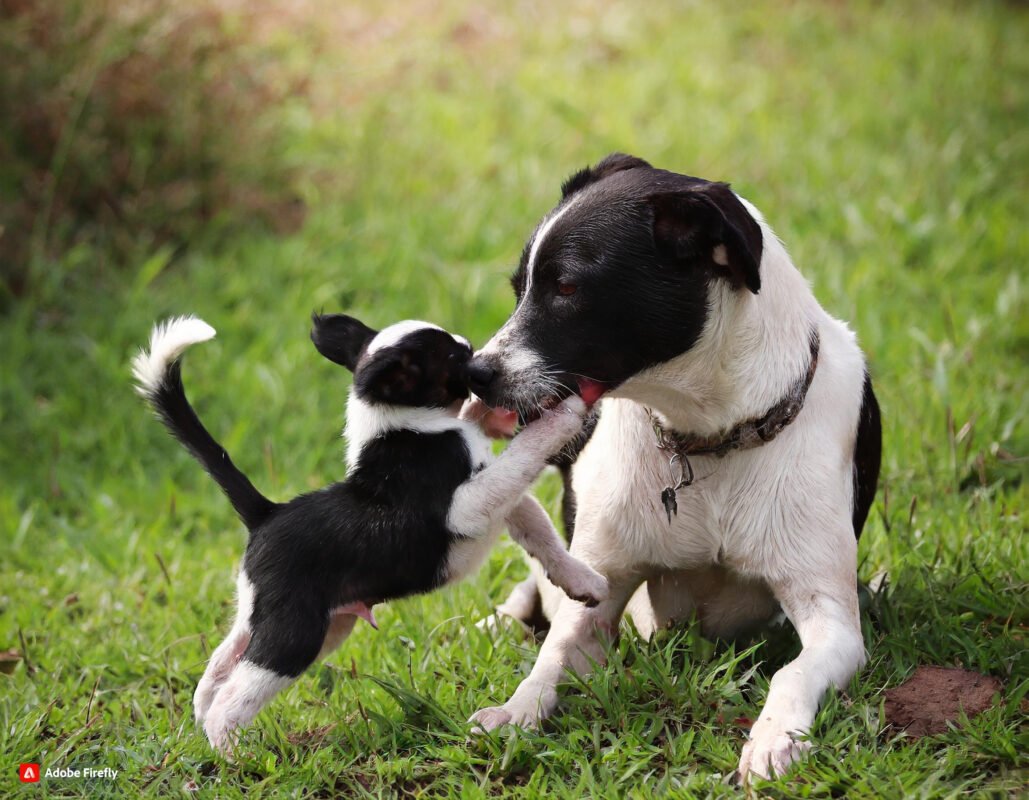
[132,313,606,751]
[465,154,882,781]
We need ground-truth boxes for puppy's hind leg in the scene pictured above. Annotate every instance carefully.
[194,570,256,724]
[194,624,251,725]
[203,608,328,753]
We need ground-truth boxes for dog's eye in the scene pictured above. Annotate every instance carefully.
[557,282,577,296]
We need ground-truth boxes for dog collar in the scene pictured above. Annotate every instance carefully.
[648,329,820,521]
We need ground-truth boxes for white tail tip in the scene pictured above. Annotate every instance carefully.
[132,316,216,395]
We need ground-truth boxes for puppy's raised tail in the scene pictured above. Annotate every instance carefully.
[133,316,277,531]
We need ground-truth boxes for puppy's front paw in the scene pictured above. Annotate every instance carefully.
[548,562,609,608]
[540,396,587,440]
[737,729,812,781]
[556,395,587,418]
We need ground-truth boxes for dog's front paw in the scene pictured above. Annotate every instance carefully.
[548,562,609,608]
[469,680,556,734]
[468,705,513,734]
[737,729,812,781]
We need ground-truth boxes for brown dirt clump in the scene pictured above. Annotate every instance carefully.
[884,665,1002,738]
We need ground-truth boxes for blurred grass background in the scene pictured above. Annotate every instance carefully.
[0,0,1026,797]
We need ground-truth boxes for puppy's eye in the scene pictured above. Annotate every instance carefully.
[557,282,577,296]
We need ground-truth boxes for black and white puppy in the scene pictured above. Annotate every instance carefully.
[132,313,606,752]
[465,154,882,781]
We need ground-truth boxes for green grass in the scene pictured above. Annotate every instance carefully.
[1,1,1027,796]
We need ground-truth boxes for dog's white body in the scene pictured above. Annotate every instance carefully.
[470,197,871,780]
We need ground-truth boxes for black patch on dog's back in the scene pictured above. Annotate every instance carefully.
[852,372,881,538]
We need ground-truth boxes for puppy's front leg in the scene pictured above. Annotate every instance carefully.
[448,397,586,537]
[505,494,608,607]
[469,573,641,732]
[738,569,866,781]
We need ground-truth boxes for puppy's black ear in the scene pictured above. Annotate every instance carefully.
[354,350,423,404]
[561,152,652,199]
[311,313,378,371]
[648,183,762,294]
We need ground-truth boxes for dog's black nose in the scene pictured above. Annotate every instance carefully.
[466,361,495,395]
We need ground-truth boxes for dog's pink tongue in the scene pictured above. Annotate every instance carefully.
[337,601,378,630]
[577,379,607,406]
[483,407,517,438]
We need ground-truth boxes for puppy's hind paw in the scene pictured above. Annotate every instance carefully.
[203,715,238,757]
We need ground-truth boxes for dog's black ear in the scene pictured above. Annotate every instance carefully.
[648,183,762,294]
[561,153,652,199]
[311,313,378,371]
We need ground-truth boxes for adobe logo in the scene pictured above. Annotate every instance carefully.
[18,763,40,783]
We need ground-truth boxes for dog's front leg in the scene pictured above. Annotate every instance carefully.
[448,397,586,537]
[738,571,866,781]
[469,574,641,731]
[504,494,608,607]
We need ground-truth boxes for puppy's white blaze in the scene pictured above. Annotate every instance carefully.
[365,320,442,355]
[132,316,216,395]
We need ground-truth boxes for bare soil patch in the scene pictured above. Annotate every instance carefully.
[884,665,1002,738]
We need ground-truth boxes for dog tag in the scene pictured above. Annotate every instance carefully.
[661,486,678,522]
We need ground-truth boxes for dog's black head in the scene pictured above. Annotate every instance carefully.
[467,153,763,415]
[312,313,473,408]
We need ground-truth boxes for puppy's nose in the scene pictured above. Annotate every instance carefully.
[466,361,495,395]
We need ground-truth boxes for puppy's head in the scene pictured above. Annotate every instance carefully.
[467,153,763,416]
[311,314,473,408]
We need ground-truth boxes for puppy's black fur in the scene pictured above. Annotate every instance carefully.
[139,314,476,678]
